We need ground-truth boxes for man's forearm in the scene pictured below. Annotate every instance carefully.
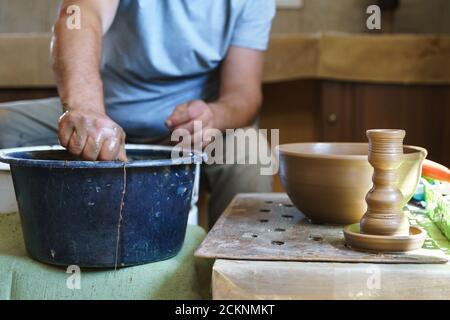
[207,46,264,131]
[50,1,126,161]
[51,2,105,113]
[209,88,262,131]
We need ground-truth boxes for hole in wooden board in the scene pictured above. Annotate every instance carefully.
[309,235,323,242]
[281,214,293,219]
[274,228,286,232]
[271,240,285,246]
[282,204,294,208]
[251,234,258,238]
[259,219,269,223]
[260,209,271,213]
[265,200,274,204]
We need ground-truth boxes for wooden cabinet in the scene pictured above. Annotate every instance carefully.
[320,81,450,166]
[1,83,449,168]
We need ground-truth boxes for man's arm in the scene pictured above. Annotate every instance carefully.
[211,46,264,130]
[165,46,264,143]
[51,0,126,161]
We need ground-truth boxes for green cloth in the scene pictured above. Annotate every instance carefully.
[0,213,212,300]
[423,179,450,242]
[409,208,450,256]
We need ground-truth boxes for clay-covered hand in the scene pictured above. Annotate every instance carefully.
[58,108,127,161]
[165,100,216,148]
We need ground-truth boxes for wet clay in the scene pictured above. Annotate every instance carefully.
[277,143,426,225]
[344,129,426,253]
[360,129,409,236]
[343,223,426,253]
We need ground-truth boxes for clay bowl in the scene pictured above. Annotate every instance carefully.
[276,143,427,225]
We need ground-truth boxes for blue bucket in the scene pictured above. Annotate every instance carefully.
[0,145,201,268]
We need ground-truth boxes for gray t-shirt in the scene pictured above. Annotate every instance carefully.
[101,0,275,141]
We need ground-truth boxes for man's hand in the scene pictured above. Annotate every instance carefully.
[58,109,127,161]
[51,0,122,161]
[165,100,216,148]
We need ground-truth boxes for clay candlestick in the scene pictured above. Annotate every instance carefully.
[360,129,410,236]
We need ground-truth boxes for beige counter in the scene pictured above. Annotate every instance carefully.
[265,33,450,84]
[1,32,450,87]
[0,33,54,87]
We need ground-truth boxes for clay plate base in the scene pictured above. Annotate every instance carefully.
[343,223,426,253]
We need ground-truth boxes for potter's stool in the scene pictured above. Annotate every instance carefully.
[0,213,212,300]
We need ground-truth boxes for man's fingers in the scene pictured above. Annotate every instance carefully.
[165,104,190,128]
[173,111,212,133]
[117,145,128,162]
[166,101,210,130]
[67,129,88,156]
[81,136,103,161]
[58,113,75,147]
[187,100,208,119]
[58,125,74,148]
[174,120,196,134]
[119,130,128,162]
[98,137,120,161]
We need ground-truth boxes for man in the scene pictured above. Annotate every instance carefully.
[0,0,275,226]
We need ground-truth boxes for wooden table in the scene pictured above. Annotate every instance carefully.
[196,193,450,300]
[212,259,450,300]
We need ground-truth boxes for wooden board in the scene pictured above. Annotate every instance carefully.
[212,259,450,300]
[195,193,448,264]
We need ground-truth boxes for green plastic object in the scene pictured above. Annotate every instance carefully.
[423,178,450,242]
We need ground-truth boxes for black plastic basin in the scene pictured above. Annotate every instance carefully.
[0,145,200,268]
